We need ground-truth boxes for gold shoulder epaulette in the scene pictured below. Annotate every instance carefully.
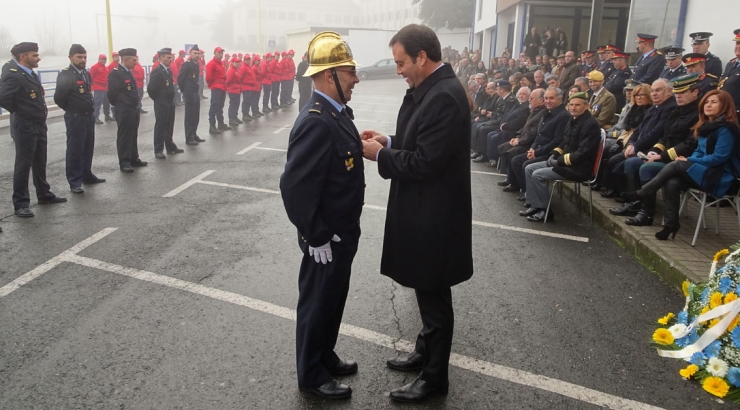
[707,73,718,79]
[308,102,322,114]
[62,67,69,70]
[9,68,17,71]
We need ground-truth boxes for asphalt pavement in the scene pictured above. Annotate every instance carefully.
[0,79,731,409]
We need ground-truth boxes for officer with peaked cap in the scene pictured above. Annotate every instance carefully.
[719,29,740,114]
[630,33,665,85]
[690,32,723,78]
[148,47,184,159]
[683,53,719,98]
[108,48,147,172]
[0,42,67,217]
[659,46,687,80]
[54,43,105,194]
[279,31,364,400]
[605,51,633,112]
[177,45,205,145]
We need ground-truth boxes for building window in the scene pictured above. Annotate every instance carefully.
[248,35,257,45]
[248,9,257,19]
[268,10,276,20]
[344,15,350,25]
[326,14,333,24]
[335,14,342,24]
[278,11,286,20]
[352,16,360,25]
[298,12,306,21]
[396,10,401,20]
[288,11,296,21]
[404,10,410,19]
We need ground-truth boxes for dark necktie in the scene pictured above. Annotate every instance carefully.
[31,71,39,83]
[342,106,354,120]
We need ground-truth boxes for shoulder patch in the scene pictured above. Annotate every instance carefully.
[9,68,17,71]
[707,73,718,79]
[113,67,119,70]
[62,67,69,71]
[308,102,323,114]
[653,51,661,56]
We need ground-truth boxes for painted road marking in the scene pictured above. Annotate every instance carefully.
[236,142,263,155]
[253,147,287,152]
[0,230,656,409]
[472,170,506,177]
[199,180,280,195]
[273,124,292,134]
[162,170,216,198]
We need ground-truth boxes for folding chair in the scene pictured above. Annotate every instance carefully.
[544,129,607,226]
[678,180,740,247]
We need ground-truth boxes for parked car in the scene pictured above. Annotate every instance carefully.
[357,59,397,80]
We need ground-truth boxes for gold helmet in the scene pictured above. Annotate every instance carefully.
[304,31,358,77]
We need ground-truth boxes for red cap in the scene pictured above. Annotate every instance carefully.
[112,52,119,56]
[281,51,287,56]
[253,54,261,61]
[214,46,225,53]
[179,49,185,54]
[288,49,295,54]
[243,54,251,60]
[611,52,630,59]
[265,52,273,58]
[99,54,107,59]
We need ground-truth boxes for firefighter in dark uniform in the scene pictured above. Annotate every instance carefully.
[177,45,205,145]
[279,31,364,400]
[54,43,105,194]
[659,46,687,80]
[148,47,184,159]
[719,29,740,115]
[605,51,633,112]
[579,50,597,77]
[0,42,67,218]
[108,48,147,172]
[630,34,665,85]
[683,53,719,98]
[295,51,312,109]
[598,44,618,79]
[690,32,723,78]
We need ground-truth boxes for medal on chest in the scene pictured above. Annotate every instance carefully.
[345,157,354,171]
[30,91,36,99]
[166,80,170,86]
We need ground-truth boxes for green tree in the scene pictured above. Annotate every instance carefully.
[412,0,476,30]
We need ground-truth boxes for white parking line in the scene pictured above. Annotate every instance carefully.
[162,170,216,197]
[472,170,506,177]
[254,147,287,152]
[0,229,658,409]
[273,124,292,134]
[199,180,281,195]
[236,142,263,155]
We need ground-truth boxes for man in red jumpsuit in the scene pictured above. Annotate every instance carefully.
[270,51,282,110]
[171,50,185,105]
[90,53,113,123]
[261,53,273,112]
[226,55,243,125]
[205,46,230,134]
[132,59,147,114]
[239,54,257,121]
[251,54,263,116]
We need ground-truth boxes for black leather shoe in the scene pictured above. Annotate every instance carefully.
[306,378,352,400]
[218,123,232,131]
[228,120,240,127]
[38,196,67,204]
[625,212,654,226]
[70,187,84,194]
[470,151,480,159]
[105,116,115,122]
[527,209,554,222]
[387,352,424,372]
[195,136,206,142]
[155,153,166,159]
[95,118,104,125]
[519,207,540,217]
[516,195,527,201]
[328,359,358,376]
[83,178,106,184]
[131,160,148,167]
[523,203,531,208]
[120,166,134,173]
[609,201,640,216]
[168,148,184,154]
[15,207,34,217]
[502,184,520,193]
[390,377,449,403]
[472,155,488,163]
[600,188,617,198]
[497,180,510,187]
[186,140,199,145]
[209,125,222,135]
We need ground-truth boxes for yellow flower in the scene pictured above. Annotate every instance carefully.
[679,364,699,379]
[653,328,675,345]
[711,292,724,309]
[714,249,730,262]
[658,312,675,325]
[729,316,739,332]
[710,318,721,328]
[682,280,691,297]
[700,306,711,320]
[702,376,730,398]
[726,293,739,304]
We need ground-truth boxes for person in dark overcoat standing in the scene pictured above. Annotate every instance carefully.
[280,31,364,401]
[295,52,312,110]
[361,24,474,403]
[148,48,183,159]
[108,48,146,172]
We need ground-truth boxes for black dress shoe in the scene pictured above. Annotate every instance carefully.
[209,125,222,135]
[497,180,510,187]
[470,151,480,159]
[387,352,425,372]
[83,178,106,184]
[70,187,84,194]
[516,195,527,201]
[131,160,148,167]
[195,136,206,142]
[328,359,358,376]
[527,209,554,222]
[390,377,449,403]
[95,118,104,125]
[15,208,34,217]
[472,155,488,163]
[523,203,531,208]
[155,153,166,159]
[218,123,232,131]
[120,166,134,173]
[519,207,540,217]
[306,378,352,400]
[625,212,654,226]
[600,188,617,198]
[38,196,67,204]
[609,201,640,216]
[168,148,185,154]
[105,116,115,122]
[186,140,199,145]
[502,184,520,193]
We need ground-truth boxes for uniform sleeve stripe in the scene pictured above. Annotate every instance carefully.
[668,148,678,161]
[564,153,572,166]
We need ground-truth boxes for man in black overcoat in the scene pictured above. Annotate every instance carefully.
[280,31,365,401]
[148,48,184,159]
[361,24,473,403]
[108,48,146,172]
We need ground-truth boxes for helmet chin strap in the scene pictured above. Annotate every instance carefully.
[330,68,347,105]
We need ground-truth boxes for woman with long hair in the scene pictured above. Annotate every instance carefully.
[555,30,568,56]
[621,90,740,240]
[475,60,487,75]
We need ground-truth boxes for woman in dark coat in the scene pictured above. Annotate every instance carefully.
[622,90,740,239]
[524,27,541,61]
[475,60,487,75]
[554,30,568,56]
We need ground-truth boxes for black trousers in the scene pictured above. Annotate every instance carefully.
[413,287,454,385]
[262,84,272,107]
[296,226,360,389]
[603,152,628,191]
[271,81,281,107]
[299,84,312,110]
[12,119,53,209]
[241,91,252,117]
[639,160,700,225]
[509,153,547,191]
[115,106,141,166]
[208,88,226,125]
[153,100,177,154]
[473,124,499,155]
[251,90,261,115]
[183,91,200,141]
[280,79,291,104]
[498,144,527,175]
[64,112,96,188]
[227,92,241,120]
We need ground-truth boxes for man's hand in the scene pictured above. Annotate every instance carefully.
[526,148,535,160]
[361,130,388,147]
[309,235,341,264]
[624,145,635,158]
[362,139,383,161]
[481,109,488,115]
[676,156,688,162]
[647,152,661,163]
[510,138,519,147]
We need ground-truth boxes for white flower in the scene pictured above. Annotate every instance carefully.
[668,324,688,338]
[707,357,729,378]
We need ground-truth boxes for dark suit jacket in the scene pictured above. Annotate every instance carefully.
[147,64,175,104]
[551,110,601,181]
[0,59,47,121]
[377,63,473,290]
[628,97,677,153]
[499,101,530,140]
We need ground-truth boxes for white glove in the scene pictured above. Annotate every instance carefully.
[309,235,341,264]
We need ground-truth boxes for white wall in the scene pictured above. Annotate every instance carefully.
[683,0,739,67]
[438,30,472,51]
[346,30,397,67]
